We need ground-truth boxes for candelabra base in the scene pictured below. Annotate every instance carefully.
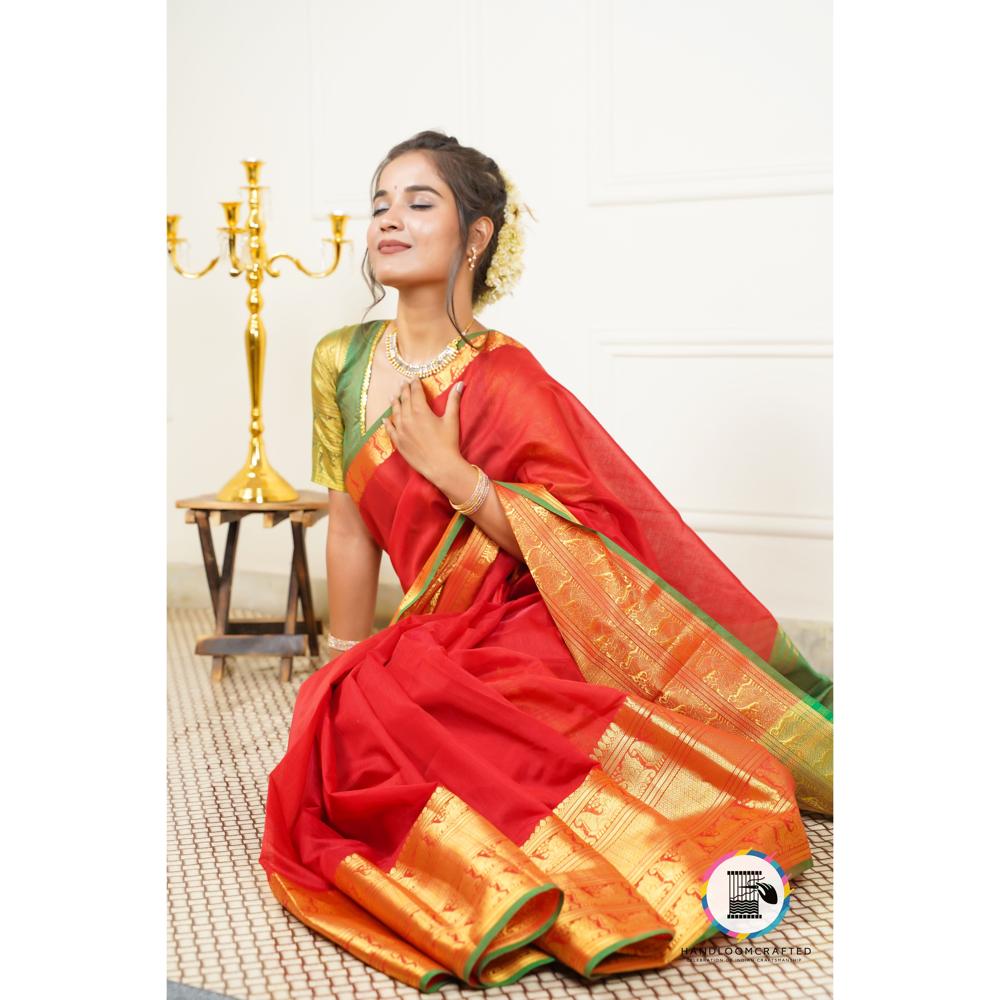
[217,452,298,503]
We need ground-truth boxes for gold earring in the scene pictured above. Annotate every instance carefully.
[467,247,478,271]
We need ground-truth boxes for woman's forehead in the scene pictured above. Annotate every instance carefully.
[377,151,447,193]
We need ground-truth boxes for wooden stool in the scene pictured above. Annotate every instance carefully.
[175,491,328,683]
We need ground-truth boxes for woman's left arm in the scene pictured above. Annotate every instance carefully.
[384,377,524,563]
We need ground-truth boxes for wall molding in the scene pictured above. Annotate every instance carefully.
[678,508,832,540]
[592,339,833,359]
[586,0,832,205]
[588,329,832,541]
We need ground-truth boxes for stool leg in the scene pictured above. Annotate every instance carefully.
[291,522,320,656]
[211,519,240,683]
[279,545,300,683]
[194,511,221,618]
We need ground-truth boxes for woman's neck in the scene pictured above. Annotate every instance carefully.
[394,296,485,360]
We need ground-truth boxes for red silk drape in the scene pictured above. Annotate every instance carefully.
[259,332,830,989]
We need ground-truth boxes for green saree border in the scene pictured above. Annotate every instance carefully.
[785,856,814,879]
[392,513,470,621]
[495,482,834,723]
[462,881,563,984]
[343,324,497,475]
[481,953,555,988]
[585,929,674,978]
[340,320,387,473]
[418,968,451,993]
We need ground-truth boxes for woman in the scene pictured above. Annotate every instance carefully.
[260,130,833,992]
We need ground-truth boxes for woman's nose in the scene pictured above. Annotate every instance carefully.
[380,205,403,230]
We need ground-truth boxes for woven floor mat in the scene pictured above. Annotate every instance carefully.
[168,607,833,999]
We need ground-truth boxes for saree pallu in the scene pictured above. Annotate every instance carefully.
[261,324,833,991]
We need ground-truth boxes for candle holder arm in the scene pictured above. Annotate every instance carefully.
[265,238,347,279]
[167,245,221,279]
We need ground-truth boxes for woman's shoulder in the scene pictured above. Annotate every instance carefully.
[312,320,376,374]
[477,329,547,379]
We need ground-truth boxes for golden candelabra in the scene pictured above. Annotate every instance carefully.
[167,159,351,502]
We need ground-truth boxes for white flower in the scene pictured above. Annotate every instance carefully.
[475,170,532,309]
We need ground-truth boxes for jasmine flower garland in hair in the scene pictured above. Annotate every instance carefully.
[475,170,535,309]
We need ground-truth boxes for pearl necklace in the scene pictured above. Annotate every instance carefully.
[385,319,475,379]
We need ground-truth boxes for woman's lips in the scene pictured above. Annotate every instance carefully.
[379,244,410,254]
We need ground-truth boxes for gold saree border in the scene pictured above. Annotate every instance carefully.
[433,520,499,613]
[521,691,812,975]
[268,872,452,992]
[346,331,526,504]
[333,785,563,987]
[475,945,554,986]
[390,510,469,624]
[546,763,803,969]
[269,867,554,991]
[521,812,674,976]
[270,691,814,989]
[497,481,833,722]
[389,511,501,625]
[493,482,833,817]
[345,421,394,503]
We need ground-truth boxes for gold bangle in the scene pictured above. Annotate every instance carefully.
[449,464,490,515]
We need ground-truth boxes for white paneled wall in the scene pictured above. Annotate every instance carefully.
[168,0,831,622]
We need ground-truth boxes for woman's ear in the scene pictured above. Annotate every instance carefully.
[471,215,494,253]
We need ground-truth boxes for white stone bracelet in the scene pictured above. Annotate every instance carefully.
[327,632,360,651]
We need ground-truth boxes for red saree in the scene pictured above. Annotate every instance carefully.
[260,322,833,991]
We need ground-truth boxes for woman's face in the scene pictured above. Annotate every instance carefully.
[366,151,463,296]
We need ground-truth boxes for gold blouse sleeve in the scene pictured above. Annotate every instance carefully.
[310,325,354,491]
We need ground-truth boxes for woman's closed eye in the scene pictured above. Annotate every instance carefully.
[372,204,432,216]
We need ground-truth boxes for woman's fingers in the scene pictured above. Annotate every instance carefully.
[407,379,426,409]
[388,381,421,440]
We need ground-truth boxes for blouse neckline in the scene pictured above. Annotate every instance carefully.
[359,319,493,437]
